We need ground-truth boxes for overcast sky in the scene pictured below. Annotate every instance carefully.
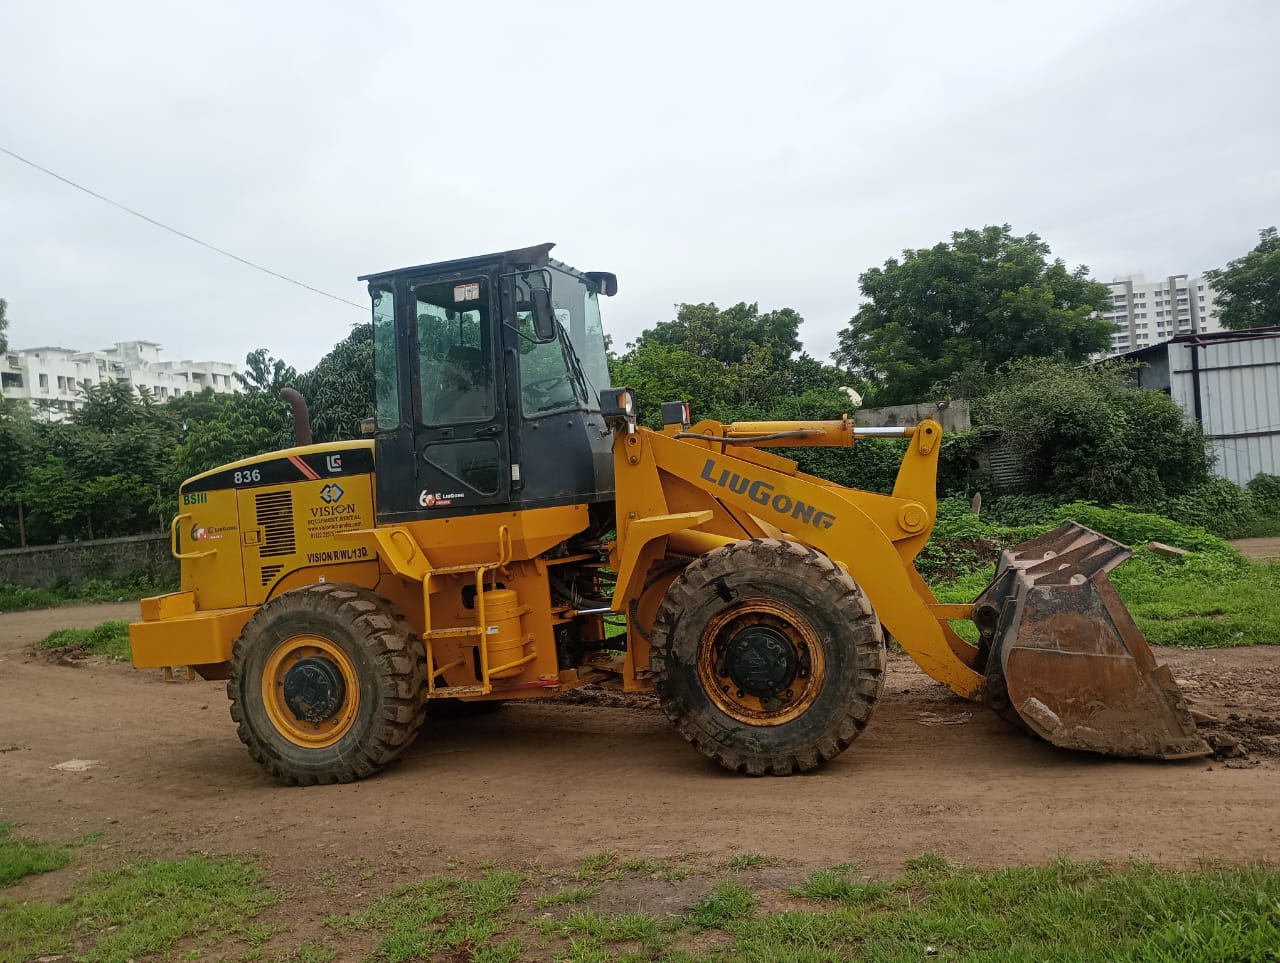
[1,0,1277,371]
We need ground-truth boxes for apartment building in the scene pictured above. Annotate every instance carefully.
[0,340,238,415]
[1100,272,1222,357]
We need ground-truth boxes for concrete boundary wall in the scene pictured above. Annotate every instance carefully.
[0,533,176,589]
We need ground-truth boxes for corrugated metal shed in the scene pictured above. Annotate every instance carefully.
[1108,328,1280,485]
[1167,328,1280,485]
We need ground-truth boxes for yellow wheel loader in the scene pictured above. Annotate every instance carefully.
[130,244,1209,784]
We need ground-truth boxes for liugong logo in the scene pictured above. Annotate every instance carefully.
[699,458,836,530]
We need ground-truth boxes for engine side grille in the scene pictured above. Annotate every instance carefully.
[255,491,296,558]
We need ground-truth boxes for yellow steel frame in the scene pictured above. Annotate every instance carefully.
[610,417,985,699]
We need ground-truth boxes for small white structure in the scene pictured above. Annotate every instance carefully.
[1118,327,1280,485]
[1097,272,1223,358]
[0,340,238,416]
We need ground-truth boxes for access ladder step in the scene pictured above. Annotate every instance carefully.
[429,684,490,698]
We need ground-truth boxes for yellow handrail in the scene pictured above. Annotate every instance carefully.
[169,514,216,561]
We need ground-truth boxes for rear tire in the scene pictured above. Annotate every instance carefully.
[651,539,885,775]
[228,583,427,785]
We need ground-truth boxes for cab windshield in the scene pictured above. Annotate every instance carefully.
[516,267,610,416]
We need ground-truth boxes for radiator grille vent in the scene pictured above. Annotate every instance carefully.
[255,491,296,558]
[260,564,284,586]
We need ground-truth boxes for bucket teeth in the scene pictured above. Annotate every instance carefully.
[974,523,1210,760]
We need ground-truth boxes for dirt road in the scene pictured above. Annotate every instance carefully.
[1234,536,1280,561]
[2,603,1278,885]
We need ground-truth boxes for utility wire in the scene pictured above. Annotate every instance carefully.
[0,145,366,311]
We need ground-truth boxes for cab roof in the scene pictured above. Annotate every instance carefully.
[358,243,557,284]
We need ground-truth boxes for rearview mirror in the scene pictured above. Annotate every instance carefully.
[530,285,557,343]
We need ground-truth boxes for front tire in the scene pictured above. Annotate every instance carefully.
[228,583,427,785]
[651,539,886,775]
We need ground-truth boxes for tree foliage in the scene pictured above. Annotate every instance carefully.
[4,381,177,543]
[1204,227,1280,330]
[835,225,1112,405]
[295,324,374,443]
[635,301,803,366]
[611,302,857,427]
[0,297,8,355]
[172,350,295,482]
[973,359,1210,505]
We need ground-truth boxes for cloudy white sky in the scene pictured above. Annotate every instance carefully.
[1,1,1277,371]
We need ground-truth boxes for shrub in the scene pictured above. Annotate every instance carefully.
[1049,502,1235,555]
[973,359,1211,504]
[1160,478,1266,539]
[980,494,1057,527]
[1247,473,1280,509]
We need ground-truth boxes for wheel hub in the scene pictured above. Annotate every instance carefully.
[282,656,346,723]
[697,599,826,727]
[723,625,798,697]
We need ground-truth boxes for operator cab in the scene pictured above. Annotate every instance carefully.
[359,243,618,523]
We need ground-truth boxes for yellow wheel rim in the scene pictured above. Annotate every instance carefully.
[261,635,360,748]
[696,599,826,727]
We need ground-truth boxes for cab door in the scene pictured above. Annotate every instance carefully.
[408,274,511,513]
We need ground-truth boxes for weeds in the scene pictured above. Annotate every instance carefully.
[535,885,597,908]
[35,619,132,661]
[725,852,780,871]
[690,881,755,929]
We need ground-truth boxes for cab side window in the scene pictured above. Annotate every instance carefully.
[414,279,493,425]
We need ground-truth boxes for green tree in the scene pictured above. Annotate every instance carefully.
[173,350,295,481]
[633,302,803,367]
[1204,227,1280,330]
[834,225,1112,405]
[295,324,374,442]
[0,297,8,355]
[611,302,856,427]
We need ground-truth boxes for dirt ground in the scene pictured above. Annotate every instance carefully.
[1234,536,1280,561]
[2,601,1279,891]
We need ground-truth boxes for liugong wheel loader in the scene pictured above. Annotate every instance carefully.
[130,244,1210,784]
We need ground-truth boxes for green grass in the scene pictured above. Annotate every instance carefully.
[730,858,1280,962]
[933,544,1280,649]
[0,823,71,887]
[0,569,175,613]
[541,909,664,944]
[725,852,780,871]
[35,619,132,661]
[0,855,274,963]
[536,884,598,908]
[690,881,755,929]
[1111,550,1280,647]
[325,870,523,962]
[573,850,617,879]
[795,863,891,905]
[7,847,1278,962]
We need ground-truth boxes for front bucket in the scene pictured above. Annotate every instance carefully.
[973,523,1210,760]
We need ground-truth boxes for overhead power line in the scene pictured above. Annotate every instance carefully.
[0,145,366,311]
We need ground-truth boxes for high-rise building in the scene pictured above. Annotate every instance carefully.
[0,340,238,417]
[1099,273,1222,357]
